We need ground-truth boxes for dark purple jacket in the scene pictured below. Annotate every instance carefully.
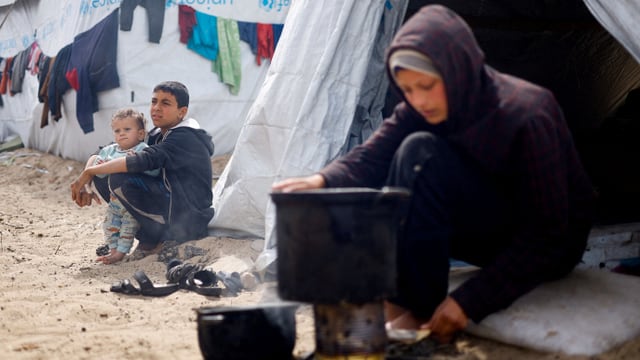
[320,5,595,322]
[127,118,215,242]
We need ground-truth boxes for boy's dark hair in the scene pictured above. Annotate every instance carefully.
[153,81,189,108]
[112,108,146,130]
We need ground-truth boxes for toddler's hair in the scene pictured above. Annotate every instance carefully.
[112,108,146,130]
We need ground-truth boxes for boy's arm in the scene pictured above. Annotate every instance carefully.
[85,156,127,176]
[71,157,128,205]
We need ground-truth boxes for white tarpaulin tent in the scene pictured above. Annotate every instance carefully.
[0,0,289,161]
[583,0,640,64]
[211,0,409,271]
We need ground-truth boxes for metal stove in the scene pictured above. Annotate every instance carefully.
[271,187,410,359]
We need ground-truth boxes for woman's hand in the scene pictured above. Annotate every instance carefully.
[271,174,326,192]
[421,296,468,343]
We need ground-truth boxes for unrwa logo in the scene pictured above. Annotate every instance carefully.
[80,0,120,15]
[259,0,274,11]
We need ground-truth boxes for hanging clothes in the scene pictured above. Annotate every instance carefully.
[256,23,274,65]
[178,5,196,44]
[0,57,3,107]
[48,45,72,122]
[237,21,258,54]
[10,49,29,96]
[273,23,284,49]
[187,10,219,61]
[40,56,55,128]
[120,0,165,43]
[0,57,13,95]
[212,18,242,95]
[27,43,42,76]
[37,55,51,103]
[66,9,120,133]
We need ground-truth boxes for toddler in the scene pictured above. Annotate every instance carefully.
[93,108,159,264]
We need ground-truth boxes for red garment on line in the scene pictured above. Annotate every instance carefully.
[256,23,274,66]
[0,57,13,95]
[178,5,196,44]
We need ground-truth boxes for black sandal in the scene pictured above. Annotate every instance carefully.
[96,244,110,257]
[110,270,180,297]
[110,278,140,295]
[184,268,221,296]
[166,259,221,296]
[133,270,181,297]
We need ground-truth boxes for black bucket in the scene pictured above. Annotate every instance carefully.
[196,303,298,360]
[271,187,411,304]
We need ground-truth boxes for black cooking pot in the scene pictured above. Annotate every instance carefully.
[271,187,411,303]
[195,303,298,360]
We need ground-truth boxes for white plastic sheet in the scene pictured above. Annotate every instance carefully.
[583,0,640,65]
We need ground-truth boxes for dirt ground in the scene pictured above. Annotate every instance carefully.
[1,148,639,359]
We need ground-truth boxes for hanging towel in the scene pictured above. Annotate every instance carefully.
[66,9,120,133]
[120,0,165,43]
[212,18,242,95]
[187,10,219,61]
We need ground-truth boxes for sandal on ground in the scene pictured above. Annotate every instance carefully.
[166,259,221,296]
[110,278,140,295]
[184,268,221,296]
[109,270,180,297]
[166,259,200,286]
[96,244,110,257]
[133,270,181,297]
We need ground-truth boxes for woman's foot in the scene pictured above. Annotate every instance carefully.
[385,301,408,323]
[384,301,426,330]
[387,311,422,330]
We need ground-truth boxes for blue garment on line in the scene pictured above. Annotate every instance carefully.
[237,21,257,54]
[187,11,219,61]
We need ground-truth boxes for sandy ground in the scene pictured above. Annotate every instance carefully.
[1,148,639,360]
